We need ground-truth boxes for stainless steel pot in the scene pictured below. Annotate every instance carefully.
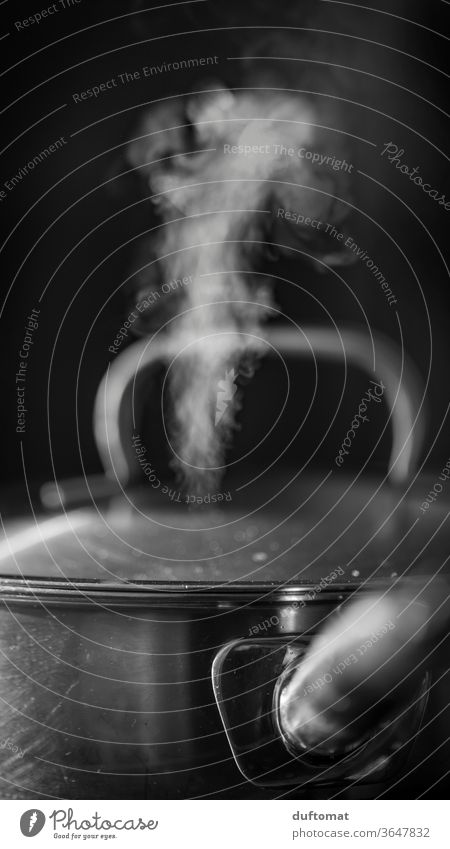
[0,327,448,799]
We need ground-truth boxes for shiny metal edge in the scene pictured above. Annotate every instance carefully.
[0,578,405,608]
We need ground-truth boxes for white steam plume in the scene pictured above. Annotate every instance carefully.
[128,86,353,493]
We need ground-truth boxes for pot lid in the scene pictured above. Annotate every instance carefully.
[1,472,448,592]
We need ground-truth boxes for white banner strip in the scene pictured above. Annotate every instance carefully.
[0,799,446,848]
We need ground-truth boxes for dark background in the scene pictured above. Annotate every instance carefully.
[0,0,448,492]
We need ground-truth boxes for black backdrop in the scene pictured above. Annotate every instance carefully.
[0,0,448,491]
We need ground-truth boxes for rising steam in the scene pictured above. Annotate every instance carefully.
[127,84,353,494]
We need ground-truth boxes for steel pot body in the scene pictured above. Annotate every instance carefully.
[0,580,446,800]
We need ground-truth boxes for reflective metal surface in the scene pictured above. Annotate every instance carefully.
[0,473,448,799]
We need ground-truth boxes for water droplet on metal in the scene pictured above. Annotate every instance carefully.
[252,551,268,562]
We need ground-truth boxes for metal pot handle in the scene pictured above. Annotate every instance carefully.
[94,325,425,487]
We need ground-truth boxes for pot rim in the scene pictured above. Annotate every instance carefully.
[0,576,417,608]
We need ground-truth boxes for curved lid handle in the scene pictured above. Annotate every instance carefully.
[94,326,425,487]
